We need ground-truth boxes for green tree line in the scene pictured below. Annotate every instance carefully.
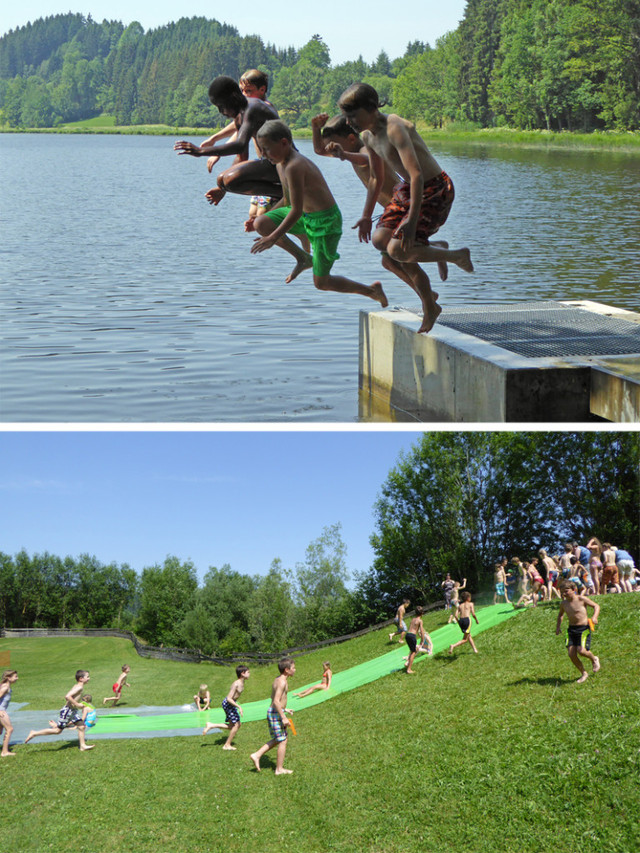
[1,433,637,654]
[3,3,639,131]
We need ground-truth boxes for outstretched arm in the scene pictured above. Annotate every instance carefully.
[354,146,384,242]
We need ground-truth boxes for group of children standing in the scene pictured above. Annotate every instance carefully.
[175,71,473,335]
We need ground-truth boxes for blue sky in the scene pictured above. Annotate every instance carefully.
[0,429,427,583]
[0,1,468,65]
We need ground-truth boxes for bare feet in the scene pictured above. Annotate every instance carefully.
[250,752,261,772]
[431,240,449,281]
[275,768,293,775]
[285,255,313,284]
[453,248,474,273]
[24,732,34,744]
[1,751,17,757]
[576,671,589,684]
[388,633,394,641]
[80,744,95,751]
[371,281,388,307]
[406,669,416,674]
[418,299,442,334]
[222,745,237,750]
[592,657,601,673]
[448,645,454,654]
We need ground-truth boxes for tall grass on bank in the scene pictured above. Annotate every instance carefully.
[1,595,638,853]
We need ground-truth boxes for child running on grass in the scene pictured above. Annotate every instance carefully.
[103,664,131,706]
[250,119,388,308]
[203,665,250,750]
[25,670,95,751]
[0,670,18,757]
[389,598,410,642]
[250,657,295,775]
[338,83,473,333]
[555,580,601,684]
[294,661,332,698]
[449,592,479,654]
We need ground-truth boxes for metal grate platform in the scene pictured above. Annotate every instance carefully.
[437,302,640,359]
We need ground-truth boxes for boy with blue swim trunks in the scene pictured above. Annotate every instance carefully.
[203,665,250,750]
[250,119,388,309]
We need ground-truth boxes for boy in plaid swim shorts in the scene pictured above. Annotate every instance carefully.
[250,657,296,775]
[338,83,474,334]
[25,670,95,751]
[203,665,250,750]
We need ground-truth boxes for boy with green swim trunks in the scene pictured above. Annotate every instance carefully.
[250,119,388,308]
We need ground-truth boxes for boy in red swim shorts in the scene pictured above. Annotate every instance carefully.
[103,664,131,706]
[338,83,473,334]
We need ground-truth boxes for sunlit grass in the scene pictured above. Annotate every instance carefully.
[1,595,637,853]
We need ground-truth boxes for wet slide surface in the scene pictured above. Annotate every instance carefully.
[12,604,521,743]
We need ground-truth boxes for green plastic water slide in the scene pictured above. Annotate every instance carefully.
[94,603,522,735]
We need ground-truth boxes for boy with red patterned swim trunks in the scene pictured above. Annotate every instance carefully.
[338,83,473,334]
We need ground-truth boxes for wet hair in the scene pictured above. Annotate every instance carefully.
[1,670,17,684]
[208,76,245,106]
[321,115,359,139]
[240,68,269,92]
[236,665,249,678]
[338,82,382,113]
[460,591,472,602]
[257,119,292,143]
[278,657,295,674]
[75,670,89,681]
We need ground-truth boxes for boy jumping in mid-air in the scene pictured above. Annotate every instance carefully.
[203,665,250,749]
[556,580,600,684]
[250,119,388,308]
[25,670,95,751]
[449,592,479,655]
[338,83,473,333]
[250,657,296,775]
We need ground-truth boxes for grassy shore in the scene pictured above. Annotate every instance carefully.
[1,595,638,853]
[3,115,640,152]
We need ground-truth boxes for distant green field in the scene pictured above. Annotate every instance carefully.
[1,596,638,853]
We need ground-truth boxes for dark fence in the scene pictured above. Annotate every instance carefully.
[0,602,443,666]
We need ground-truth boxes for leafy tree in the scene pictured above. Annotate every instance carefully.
[248,559,296,652]
[136,556,198,646]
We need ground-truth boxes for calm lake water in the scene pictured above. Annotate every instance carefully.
[1,133,639,422]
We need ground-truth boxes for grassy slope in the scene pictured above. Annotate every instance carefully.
[1,597,638,853]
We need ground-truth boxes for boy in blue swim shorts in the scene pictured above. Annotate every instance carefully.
[250,120,388,310]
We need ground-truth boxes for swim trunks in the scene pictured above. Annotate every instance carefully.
[405,632,417,654]
[251,195,271,208]
[602,565,619,585]
[267,706,288,743]
[264,204,342,277]
[394,616,408,633]
[377,171,454,244]
[222,698,241,726]
[112,683,121,695]
[458,617,471,634]
[566,624,591,651]
[56,705,83,729]
[495,582,505,595]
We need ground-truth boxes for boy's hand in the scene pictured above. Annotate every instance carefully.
[244,216,257,232]
[251,235,277,254]
[205,187,226,206]
[394,218,417,251]
[354,216,372,243]
[311,113,329,128]
[174,140,201,156]
[207,155,220,173]
[325,141,345,160]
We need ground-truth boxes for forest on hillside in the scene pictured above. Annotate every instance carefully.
[1,433,637,655]
[1,0,639,132]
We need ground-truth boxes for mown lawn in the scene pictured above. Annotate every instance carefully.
[1,595,638,853]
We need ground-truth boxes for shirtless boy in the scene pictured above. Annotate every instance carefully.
[174,76,282,206]
[493,562,509,606]
[601,543,621,593]
[405,607,432,673]
[250,119,388,307]
[25,670,95,750]
[338,83,473,333]
[250,657,296,775]
[389,598,410,642]
[449,592,479,654]
[555,580,600,683]
[312,113,449,299]
[203,665,250,749]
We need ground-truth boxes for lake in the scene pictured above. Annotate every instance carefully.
[1,133,639,422]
